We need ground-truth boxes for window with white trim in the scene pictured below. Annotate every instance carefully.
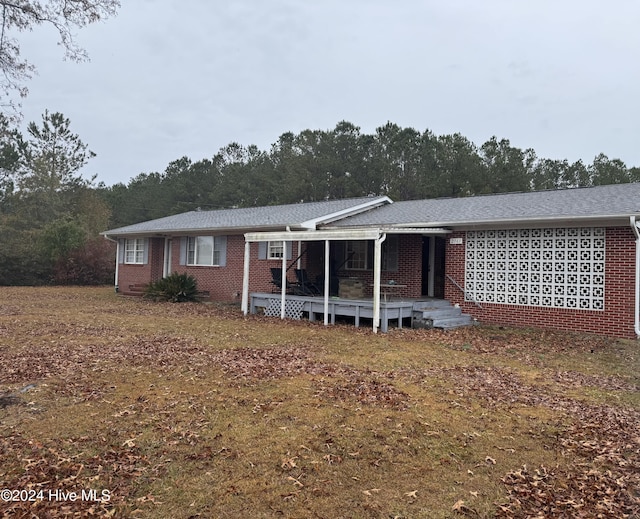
[268,241,284,260]
[125,238,145,264]
[187,236,222,266]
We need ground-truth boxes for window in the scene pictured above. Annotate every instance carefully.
[268,241,284,260]
[187,236,222,266]
[125,238,145,264]
[346,241,368,270]
[344,237,398,271]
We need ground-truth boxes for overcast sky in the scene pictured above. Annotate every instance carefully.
[17,0,640,186]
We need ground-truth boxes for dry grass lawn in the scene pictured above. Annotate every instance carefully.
[0,287,638,518]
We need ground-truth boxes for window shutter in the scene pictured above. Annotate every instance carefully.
[285,241,293,260]
[258,242,267,260]
[217,236,227,266]
[143,238,150,264]
[118,239,125,264]
[179,237,187,265]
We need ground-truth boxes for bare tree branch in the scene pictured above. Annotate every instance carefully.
[0,0,120,119]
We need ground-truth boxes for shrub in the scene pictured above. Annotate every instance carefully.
[144,272,198,302]
[52,238,116,285]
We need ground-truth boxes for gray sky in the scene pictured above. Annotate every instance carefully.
[17,0,640,186]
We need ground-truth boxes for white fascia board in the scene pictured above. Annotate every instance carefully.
[245,229,382,242]
[430,215,632,229]
[378,227,451,235]
[389,214,639,230]
[299,196,392,230]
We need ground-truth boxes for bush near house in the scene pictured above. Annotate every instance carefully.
[143,272,198,302]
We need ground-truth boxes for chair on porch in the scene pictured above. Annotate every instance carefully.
[270,268,296,294]
[294,269,322,296]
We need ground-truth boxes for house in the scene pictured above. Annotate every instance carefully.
[101,183,640,339]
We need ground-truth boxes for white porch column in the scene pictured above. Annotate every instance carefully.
[280,248,287,319]
[241,240,251,314]
[324,239,330,326]
[114,239,120,291]
[372,233,386,333]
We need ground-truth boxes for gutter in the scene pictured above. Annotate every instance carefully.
[631,216,640,337]
[101,234,120,292]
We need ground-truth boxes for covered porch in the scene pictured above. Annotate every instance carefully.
[241,227,451,333]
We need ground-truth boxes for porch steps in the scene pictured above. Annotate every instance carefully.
[412,300,474,330]
[119,284,146,297]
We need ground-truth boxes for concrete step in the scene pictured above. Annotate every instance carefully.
[412,298,474,330]
[412,299,454,311]
[432,315,475,329]
[418,307,462,320]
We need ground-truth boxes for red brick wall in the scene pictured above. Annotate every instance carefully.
[444,227,637,338]
[162,236,303,302]
[115,228,638,338]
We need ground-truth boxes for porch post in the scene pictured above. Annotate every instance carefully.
[241,240,251,315]
[280,246,287,319]
[324,239,330,326]
[372,232,386,333]
[114,239,120,292]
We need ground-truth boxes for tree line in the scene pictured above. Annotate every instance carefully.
[1,116,639,285]
[100,120,640,229]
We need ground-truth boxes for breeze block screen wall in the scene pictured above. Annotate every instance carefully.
[464,228,606,311]
[446,226,636,338]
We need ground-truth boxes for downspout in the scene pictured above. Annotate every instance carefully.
[103,235,119,292]
[324,239,330,326]
[630,216,640,337]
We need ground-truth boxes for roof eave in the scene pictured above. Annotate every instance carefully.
[330,213,640,231]
[101,223,310,239]
[299,196,392,230]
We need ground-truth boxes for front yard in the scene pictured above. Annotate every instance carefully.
[0,287,638,518]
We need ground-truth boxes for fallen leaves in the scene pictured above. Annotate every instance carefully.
[1,287,639,518]
[497,405,640,518]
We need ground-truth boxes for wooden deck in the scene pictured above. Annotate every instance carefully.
[249,292,417,332]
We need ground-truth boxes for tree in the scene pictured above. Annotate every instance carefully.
[0,0,120,115]
[17,110,96,193]
[0,113,20,208]
[589,153,630,185]
[0,110,113,285]
[479,137,535,194]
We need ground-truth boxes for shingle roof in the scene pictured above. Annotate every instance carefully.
[102,196,390,236]
[329,184,640,229]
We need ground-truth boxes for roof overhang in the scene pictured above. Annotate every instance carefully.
[332,214,640,232]
[426,214,640,230]
[245,226,452,242]
[300,196,392,229]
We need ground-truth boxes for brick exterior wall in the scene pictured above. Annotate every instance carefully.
[117,236,305,302]
[116,228,637,338]
[444,227,637,338]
